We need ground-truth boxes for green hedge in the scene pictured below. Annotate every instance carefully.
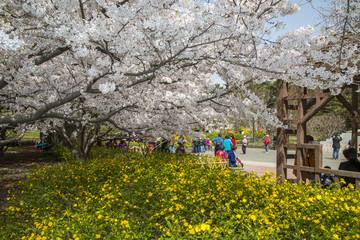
[1,152,360,239]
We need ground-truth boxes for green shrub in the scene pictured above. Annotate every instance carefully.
[1,153,360,239]
[56,146,73,161]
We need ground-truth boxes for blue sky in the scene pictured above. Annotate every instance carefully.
[213,0,331,85]
[272,0,329,39]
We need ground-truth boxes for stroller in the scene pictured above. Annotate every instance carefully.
[37,141,52,151]
[236,157,244,168]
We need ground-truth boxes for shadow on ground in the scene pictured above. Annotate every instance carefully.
[0,147,60,206]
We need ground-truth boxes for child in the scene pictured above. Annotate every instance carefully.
[206,138,211,151]
[216,145,227,164]
[236,157,244,168]
[321,166,335,189]
[228,145,237,167]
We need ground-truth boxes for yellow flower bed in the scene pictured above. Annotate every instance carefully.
[1,152,360,239]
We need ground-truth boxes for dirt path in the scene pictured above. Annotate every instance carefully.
[0,148,60,206]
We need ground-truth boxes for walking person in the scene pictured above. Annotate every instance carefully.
[231,135,236,146]
[222,136,233,158]
[212,134,223,156]
[193,136,201,153]
[332,134,342,160]
[241,136,247,154]
[264,135,270,153]
[273,134,277,150]
[200,137,206,152]
[169,137,175,153]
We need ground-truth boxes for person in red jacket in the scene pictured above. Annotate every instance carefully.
[231,135,236,146]
[264,135,270,153]
[216,145,228,166]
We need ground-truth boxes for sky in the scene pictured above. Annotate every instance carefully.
[212,0,331,86]
[272,0,330,39]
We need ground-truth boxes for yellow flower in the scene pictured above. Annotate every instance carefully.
[200,223,210,231]
[333,234,340,239]
[249,215,257,221]
[95,234,101,239]
[189,229,195,235]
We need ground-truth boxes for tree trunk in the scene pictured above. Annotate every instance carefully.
[0,147,5,162]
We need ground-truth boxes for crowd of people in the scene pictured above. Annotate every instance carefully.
[97,132,360,188]
[211,134,244,168]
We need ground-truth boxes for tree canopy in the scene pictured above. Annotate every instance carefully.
[1,0,359,159]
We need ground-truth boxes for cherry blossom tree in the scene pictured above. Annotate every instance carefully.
[257,0,359,93]
[1,0,301,160]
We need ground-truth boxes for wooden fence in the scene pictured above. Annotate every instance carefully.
[282,144,360,188]
[193,157,243,171]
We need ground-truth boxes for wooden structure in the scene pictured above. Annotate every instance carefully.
[276,78,360,187]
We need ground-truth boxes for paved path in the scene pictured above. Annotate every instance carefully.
[202,147,346,177]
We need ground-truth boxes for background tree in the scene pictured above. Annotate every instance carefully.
[307,114,347,140]
[1,0,297,153]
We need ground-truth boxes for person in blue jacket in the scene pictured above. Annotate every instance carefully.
[228,145,237,167]
[222,136,233,158]
[212,134,223,156]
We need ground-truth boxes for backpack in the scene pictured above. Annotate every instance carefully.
[178,136,185,145]
[216,138,222,147]
[194,137,200,147]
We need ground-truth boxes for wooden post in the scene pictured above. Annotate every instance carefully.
[314,144,323,184]
[276,80,288,182]
[297,87,306,183]
[352,84,359,152]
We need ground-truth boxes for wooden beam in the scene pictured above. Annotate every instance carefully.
[285,93,330,100]
[283,119,298,124]
[300,94,334,124]
[336,94,356,116]
[285,129,297,135]
[284,143,297,149]
[352,84,359,152]
[286,154,296,159]
[296,87,306,183]
[288,105,298,110]
[276,80,288,182]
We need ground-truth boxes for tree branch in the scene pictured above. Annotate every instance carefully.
[0,131,25,146]
[34,46,71,66]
